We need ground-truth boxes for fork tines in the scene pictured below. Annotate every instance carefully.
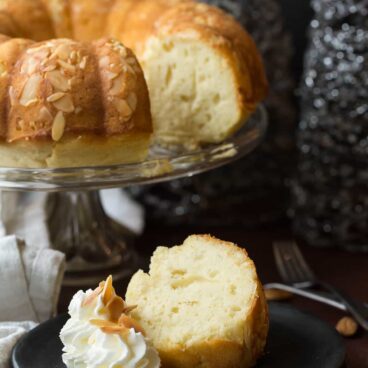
[273,241,316,287]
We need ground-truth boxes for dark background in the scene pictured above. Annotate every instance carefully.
[279,0,313,81]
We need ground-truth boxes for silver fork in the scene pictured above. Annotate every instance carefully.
[273,241,368,331]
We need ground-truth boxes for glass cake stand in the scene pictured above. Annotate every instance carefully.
[0,107,267,286]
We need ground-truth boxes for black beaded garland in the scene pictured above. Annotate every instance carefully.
[292,0,368,251]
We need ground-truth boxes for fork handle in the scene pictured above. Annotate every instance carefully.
[320,282,368,331]
[264,283,347,311]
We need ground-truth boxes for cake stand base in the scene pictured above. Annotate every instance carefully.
[46,191,140,286]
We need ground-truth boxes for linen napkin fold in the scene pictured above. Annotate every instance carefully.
[0,235,66,323]
[0,321,37,368]
[0,235,65,368]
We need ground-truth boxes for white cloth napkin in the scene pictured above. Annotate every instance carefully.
[0,192,66,368]
[0,235,65,368]
[0,321,37,368]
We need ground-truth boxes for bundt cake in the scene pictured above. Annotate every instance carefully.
[0,0,267,168]
[126,235,269,368]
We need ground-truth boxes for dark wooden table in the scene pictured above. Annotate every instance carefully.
[59,220,368,368]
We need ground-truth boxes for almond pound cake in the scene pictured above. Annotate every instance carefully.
[126,235,269,368]
[0,0,266,167]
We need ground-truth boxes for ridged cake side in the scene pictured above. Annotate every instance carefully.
[0,36,152,167]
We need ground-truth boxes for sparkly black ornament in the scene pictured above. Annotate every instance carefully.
[292,0,368,251]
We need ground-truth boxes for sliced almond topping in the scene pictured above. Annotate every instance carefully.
[106,71,119,80]
[110,75,125,96]
[102,275,114,304]
[58,60,76,73]
[26,45,48,55]
[24,98,39,107]
[9,86,16,106]
[21,58,38,75]
[125,64,136,76]
[127,92,137,111]
[43,63,57,72]
[118,315,145,335]
[110,41,127,58]
[47,92,65,102]
[46,70,69,92]
[15,119,25,131]
[68,78,75,89]
[70,50,78,64]
[34,49,50,61]
[90,319,129,335]
[99,56,110,69]
[126,57,136,66]
[79,56,88,70]
[52,111,65,141]
[52,93,74,113]
[51,43,71,61]
[82,285,103,307]
[38,106,53,122]
[20,74,42,106]
[123,305,137,314]
[114,99,132,118]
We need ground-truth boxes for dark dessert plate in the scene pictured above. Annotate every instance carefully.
[11,303,345,368]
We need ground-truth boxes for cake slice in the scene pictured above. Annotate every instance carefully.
[126,234,268,368]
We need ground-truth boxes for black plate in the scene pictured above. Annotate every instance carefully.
[12,303,345,368]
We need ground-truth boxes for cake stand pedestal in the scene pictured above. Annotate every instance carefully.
[0,107,267,286]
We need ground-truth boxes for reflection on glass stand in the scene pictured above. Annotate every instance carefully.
[0,107,267,286]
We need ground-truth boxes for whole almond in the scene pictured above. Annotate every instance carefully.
[336,316,358,337]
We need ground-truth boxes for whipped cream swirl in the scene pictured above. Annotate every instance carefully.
[60,287,160,368]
